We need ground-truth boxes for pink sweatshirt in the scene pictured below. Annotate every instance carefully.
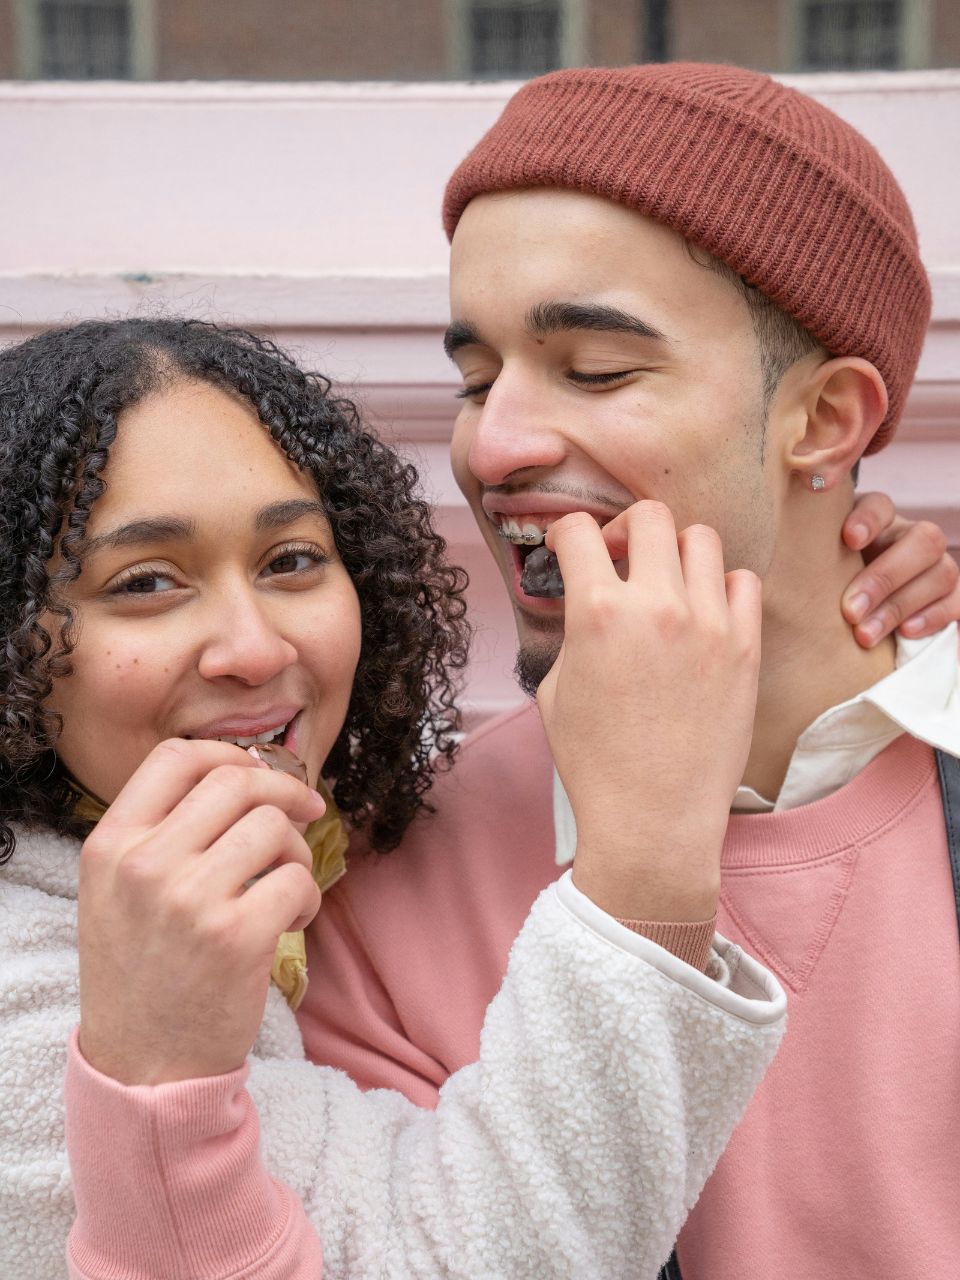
[302,704,960,1277]
[65,1044,323,1279]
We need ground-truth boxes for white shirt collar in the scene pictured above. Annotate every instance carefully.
[554,623,960,866]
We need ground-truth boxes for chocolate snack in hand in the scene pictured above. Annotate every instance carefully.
[248,741,309,784]
[521,545,565,598]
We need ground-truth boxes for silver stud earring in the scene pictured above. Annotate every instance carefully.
[811,474,826,492]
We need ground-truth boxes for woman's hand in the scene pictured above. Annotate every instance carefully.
[77,739,326,1086]
[842,493,959,646]
[536,502,760,924]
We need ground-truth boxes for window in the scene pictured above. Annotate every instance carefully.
[644,0,670,62]
[38,0,130,77]
[466,1,563,77]
[798,0,905,70]
[13,0,153,79]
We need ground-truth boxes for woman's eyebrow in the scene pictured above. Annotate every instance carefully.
[82,517,196,556]
[525,301,669,343]
[81,503,327,556]
[255,499,329,530]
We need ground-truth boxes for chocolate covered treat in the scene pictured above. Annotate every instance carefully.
[521,545,565,598]
[248,741,308,784]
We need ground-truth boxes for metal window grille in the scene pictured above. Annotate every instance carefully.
[468,2,563,77]
[799,0,904,70]
[37,0,131,78]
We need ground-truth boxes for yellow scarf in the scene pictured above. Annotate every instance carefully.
[70,778,348,1012]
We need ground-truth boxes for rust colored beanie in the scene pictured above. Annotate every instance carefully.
[443,63,931,452]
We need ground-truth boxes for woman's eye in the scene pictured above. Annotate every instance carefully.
[263,548,329,577]
[112,571,177,595]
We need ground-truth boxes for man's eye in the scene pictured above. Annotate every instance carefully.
[455,381,494,401]
[568,369,639,386]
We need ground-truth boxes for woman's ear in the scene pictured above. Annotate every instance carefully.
[785,357,888,493]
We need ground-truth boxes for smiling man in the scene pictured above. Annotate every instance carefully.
[303,64,960,1277]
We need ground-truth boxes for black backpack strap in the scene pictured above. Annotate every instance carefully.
[935,748,960,943]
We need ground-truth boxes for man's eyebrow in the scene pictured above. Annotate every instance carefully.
[443,320,484,360]
[82,517,196,557]
[526,301,668,344]
[255,499,329,531]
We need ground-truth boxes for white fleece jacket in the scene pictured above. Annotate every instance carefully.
[0,824,786,1279]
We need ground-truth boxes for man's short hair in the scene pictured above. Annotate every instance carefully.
[688,244,825,409]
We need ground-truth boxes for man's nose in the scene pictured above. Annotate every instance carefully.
[465,374,568,487]
[197,591,298,686]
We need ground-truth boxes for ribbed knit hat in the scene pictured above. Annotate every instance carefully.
[443,63,931,452]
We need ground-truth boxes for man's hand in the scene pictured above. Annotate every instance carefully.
[78,739,326,1085]
[536,502,760,924]
[843,492,959,646]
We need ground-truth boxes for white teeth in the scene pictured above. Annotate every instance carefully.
[495,517,548,546]
[216,723,288,748]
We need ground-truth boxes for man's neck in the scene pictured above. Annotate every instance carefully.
[744,535,896,801]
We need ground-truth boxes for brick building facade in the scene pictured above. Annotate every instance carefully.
[1,0,958,81]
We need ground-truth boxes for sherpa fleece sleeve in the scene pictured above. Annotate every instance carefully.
[65,873,785,1280]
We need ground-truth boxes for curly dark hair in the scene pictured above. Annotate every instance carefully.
[0,317,470,862]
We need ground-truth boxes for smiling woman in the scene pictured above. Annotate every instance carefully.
[0,320,468,862]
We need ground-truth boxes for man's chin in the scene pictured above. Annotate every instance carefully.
[514,639,563,698]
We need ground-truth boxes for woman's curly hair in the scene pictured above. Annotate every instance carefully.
[0,317,470,862]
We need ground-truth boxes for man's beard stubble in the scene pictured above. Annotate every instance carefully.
[514,635,563,698]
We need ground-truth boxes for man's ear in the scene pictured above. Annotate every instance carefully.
[785,357,888,492]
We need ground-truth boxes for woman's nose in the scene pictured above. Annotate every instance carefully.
[197,592,298,686]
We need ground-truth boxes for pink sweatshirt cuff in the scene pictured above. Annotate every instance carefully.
[64,1029,322,1279]
[614,915,717,971]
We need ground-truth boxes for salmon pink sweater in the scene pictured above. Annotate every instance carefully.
[303,705,960,1277]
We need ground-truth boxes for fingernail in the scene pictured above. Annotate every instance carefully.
[901,613,925,636]
[849,521,869,548]
[860,616,883,644]
[846,592,871,623]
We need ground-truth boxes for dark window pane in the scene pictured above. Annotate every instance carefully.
[644,0,671,63]
[469,3,562,77]
[38,1,130,79]
[800,1,903,71]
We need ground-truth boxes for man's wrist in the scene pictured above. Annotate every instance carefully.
[571,841,721,923]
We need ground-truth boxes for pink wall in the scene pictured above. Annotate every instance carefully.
[0,73,957,723]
